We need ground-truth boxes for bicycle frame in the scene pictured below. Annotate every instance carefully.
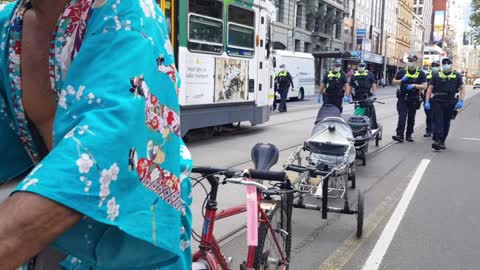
[193,175,288,270]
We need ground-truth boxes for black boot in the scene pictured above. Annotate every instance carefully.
[432,140,442,151]
[440,142,446,149]
[406,135,414,142]
[392,135,404,143]
[424,132,432,137]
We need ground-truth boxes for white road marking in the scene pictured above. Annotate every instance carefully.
[361,159,431,270]
[462,137,480,141]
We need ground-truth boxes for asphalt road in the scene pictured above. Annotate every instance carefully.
[187,86,480,269]
[1,86,478,269]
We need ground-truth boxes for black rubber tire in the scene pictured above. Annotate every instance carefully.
[254,193,293,270]
[362,156,367,166]
[356,191,365,238]
[349,168,356,189]
[375,133,381,147]
[322,176,329,219]
[298,88,305,101]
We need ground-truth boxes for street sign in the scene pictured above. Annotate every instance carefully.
[357,29,367,37]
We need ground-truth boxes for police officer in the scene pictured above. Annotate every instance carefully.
[423,61,440,138]
[346,62,378,127]
[319,60,349,112]
[424,57,465,150]
[274,64,294,112]
[392,55,427,143]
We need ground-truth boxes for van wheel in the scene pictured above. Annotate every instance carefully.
[298,88,305,101]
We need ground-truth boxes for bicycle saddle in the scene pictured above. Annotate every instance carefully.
[251,143,279,171]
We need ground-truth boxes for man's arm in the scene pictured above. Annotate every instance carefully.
[414,72,428,90]
[288,73,294,88]
[392,70,404,86]
[319,83,326,94]
[0,192,82,269]
[458,73,466,100]
[414,82,428,91]
[320,73,327,94]
[369,73,377,94]
[426,74,437,101]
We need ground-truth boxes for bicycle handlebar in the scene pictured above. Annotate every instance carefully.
[191,166,287,182]
[225,178,269,191]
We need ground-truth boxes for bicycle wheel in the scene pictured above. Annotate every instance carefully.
[254,193,293,270]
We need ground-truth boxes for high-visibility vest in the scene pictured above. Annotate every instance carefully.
[427,71,433,80]
[325,71,344,96]
[405,68,420,79]
[438,71,457,80]
[354,70,369,77]
[277,71,288,77]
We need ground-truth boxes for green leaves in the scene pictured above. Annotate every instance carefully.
[470,0,480,42]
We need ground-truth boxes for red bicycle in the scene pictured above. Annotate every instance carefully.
[191,144,294,270]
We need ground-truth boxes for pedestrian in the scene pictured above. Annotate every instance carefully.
[319,60,349,112]
[392,55,427,143]
[422,60,440,138]
[274,64,294,112]
[346,62,378,128]
[0,0,192,269]
[424,57,465,150]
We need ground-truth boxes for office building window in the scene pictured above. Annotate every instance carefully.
[418,7,423,15]
[304,42,311,53]
[296,5,303,28]
[277,0,285,23]
[295,39,301,51]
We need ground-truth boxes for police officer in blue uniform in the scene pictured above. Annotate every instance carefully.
[320,60,349,112]
[425,57,465,150]
[274,64,294,112]
[346,62,378,127]
[422,60,440,138]
[392,55,427,143]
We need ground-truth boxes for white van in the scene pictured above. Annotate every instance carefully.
[273,50,315,101]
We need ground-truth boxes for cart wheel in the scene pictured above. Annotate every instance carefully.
[362,156,367,166]
[322,177,329,219]
[356,191,365,238]
[349,168,356,189]
[375,133,381,147]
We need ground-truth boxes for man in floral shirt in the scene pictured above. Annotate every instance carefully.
[0,0,192,269]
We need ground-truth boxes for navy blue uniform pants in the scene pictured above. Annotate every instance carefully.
[323,95,343,113]
[396,98,417,137]
[424,106,433,134]
[432,98,456,143]
[275,87,289,112]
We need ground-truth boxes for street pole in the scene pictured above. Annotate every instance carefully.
[383,35,389,86]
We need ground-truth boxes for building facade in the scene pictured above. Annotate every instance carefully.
[381,0,398,83]
[396,0,413,69]
[272,0,345,53]
[413,0,433,44]
[272,0,347,83]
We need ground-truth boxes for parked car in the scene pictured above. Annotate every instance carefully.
[473,78,480,89]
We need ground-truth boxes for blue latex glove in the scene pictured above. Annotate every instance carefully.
[343,96,352,103]
[424,100,431,110]
[455,99,464,109]
[406,84,415,91]
[401,76,409,82]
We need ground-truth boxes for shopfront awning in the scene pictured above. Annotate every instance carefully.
[312,51,352,59]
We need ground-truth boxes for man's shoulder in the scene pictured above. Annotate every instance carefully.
[396,69,406,76]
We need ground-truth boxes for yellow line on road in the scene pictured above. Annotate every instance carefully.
[318,169,414,270]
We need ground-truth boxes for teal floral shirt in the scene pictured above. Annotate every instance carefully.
[0,0,192,269]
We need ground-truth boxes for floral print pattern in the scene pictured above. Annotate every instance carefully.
[0,0,192,269]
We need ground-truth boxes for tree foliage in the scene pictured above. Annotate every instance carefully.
[470,0,480,42]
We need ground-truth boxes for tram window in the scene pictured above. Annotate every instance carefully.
[227,5,255,57]
[189,0,223,19]
[188,0,223,53]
